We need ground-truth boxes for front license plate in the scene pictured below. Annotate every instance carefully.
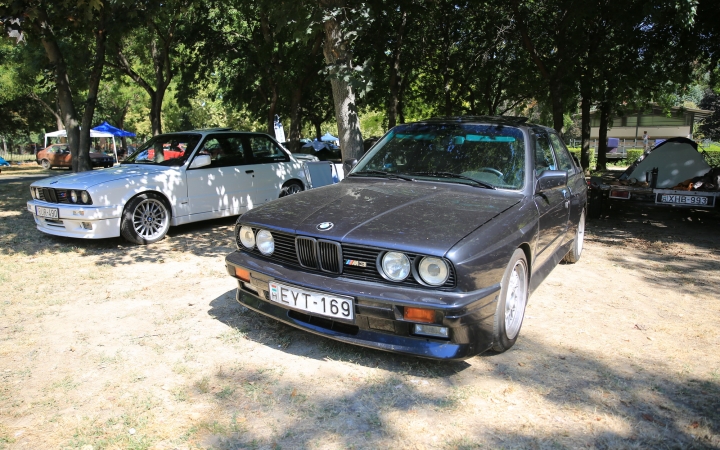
[657,194,711,206]
[35,206,59,219]
[268,281,354,320]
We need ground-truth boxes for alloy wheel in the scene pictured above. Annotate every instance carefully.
[131,198,168,241]
[504,259,528,340]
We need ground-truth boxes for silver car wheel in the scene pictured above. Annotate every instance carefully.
[131,198,168,241]
[504,259,528,340]
[576,210,586,256]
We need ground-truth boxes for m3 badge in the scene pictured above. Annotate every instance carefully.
[345,260,367,267]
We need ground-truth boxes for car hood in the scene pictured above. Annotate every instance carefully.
[31,164,174,189]
[242,179,522,255]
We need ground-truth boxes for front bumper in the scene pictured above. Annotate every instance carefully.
[27,199,122,239]
[225,250,501,360]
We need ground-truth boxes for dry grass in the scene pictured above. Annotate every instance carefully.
[1,167,719,449]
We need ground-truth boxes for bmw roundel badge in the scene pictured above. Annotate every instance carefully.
[316,222,334,231]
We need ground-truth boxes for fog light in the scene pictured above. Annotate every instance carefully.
[243,282,258,294]
[404,307,435,323]
[81,222,93,230]
[234,266,251,282]
[413,324,449,339]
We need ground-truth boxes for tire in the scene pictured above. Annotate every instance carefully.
[588,190,603,219]
[279,180,303,197]
[120,193,170,245]
[491,248,529,353]
[41,159,50,170]
[563,209,586,264]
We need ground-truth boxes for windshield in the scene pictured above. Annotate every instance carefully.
[351,123,526,189]
[123,134,202,166]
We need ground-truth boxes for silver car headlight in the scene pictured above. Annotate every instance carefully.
[381,252,411,281]
[256,229,274,256]
[80,191,91,204]
[70,190,78,203]
[418,257,449,286]
[239,226,256,249]
[30,187,37,199]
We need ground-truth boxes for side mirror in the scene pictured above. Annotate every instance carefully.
[536,170,567,192]
[343,158,358,175]
[189,154,211,169]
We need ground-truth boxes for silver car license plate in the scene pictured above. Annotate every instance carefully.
[657,194,710,206]
[35,206,59,219]
[268,281,354,320]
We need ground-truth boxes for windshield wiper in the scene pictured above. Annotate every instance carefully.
[349,170,416,182]
[410,171,496,189]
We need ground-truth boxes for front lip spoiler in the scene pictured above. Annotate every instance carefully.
[236,289,477,360]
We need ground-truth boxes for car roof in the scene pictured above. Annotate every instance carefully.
[408,116,554,133]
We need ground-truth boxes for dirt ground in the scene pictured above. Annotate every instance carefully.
[1,166,719,449]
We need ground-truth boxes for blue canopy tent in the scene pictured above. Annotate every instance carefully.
[91,122,136,164]
[92,121,136,138]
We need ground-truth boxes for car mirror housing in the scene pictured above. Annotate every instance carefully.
[536,170,567,192]
[343,158,358,175]
[189,154,211,169]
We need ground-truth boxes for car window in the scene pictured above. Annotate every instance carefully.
[125,134,201,166]
[351,123,526,189]
[548,133,576,175]
[534,134,556,176]
[198,136,247,168]
[246,135,289,164]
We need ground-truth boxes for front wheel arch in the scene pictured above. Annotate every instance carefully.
[120,191,173,245]
[279,179,305,197]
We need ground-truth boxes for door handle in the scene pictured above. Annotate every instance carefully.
[564,200,570,209]
[245,170,254,174]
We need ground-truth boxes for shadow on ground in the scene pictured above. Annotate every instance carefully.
[207,290,719,449]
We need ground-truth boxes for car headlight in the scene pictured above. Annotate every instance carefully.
[418,257,449,286]
[381,252,411,281]
[256,229,274,255]
[80,191,90,204]
[30,187,36,199]
[239,226,255,249]
[70,190,78,203]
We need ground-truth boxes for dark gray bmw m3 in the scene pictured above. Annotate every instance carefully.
[225,116,587,360]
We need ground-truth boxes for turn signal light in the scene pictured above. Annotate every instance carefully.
[234,267,251,282]
[404,307,435,323]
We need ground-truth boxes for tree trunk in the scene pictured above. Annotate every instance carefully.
[580,82,592,171]
[78,14,107,172]
[267,88,278,136]
[313,120,322,141]
[39,20,80,171]
[550,81,564,134]
[150,92,163,136]
[387,10,407,129]
[321,5,364,162]
[596,101,610,171]
[289,88,303,152]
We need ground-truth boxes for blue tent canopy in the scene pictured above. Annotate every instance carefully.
[91,121,136,137]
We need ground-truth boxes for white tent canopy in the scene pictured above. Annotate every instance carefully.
[44,130,118,165]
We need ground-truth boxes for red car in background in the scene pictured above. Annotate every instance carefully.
[36,144,114,169]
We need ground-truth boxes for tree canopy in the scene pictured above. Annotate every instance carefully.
[1,0,717,171]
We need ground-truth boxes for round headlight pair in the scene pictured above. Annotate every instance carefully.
[380,252,449,286]
[239,226,274,256]
[69,190,91,204]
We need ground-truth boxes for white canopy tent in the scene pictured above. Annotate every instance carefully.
[44,130,118,165]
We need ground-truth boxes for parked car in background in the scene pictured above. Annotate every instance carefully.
[225,116,587,360]
[27,129,308,244]
[36,144,114,169]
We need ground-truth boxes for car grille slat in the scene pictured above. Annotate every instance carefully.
[318,240,341,274]
[241,229,456,290]
[36,187,71,204]
[296,236,318,268]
